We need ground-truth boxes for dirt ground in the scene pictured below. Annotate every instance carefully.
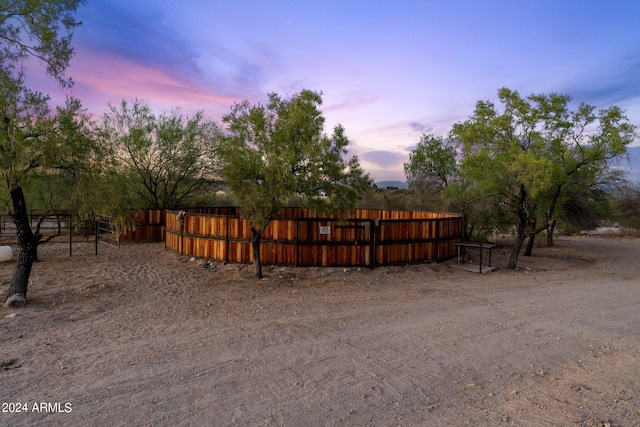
[0,233,639,427]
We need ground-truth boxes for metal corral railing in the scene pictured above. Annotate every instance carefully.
[1,211,100,256]
[0,211,166,241]
[1,210,167,255]
[0,211,95,243]
[164,207,462,268]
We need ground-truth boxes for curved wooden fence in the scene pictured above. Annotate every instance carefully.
[118,209,167,242]
[164,207,462,268]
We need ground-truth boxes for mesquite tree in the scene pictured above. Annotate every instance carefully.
[96,100,223,210]
[451,88,635,269]
[219,90,371,278]
[1,0,86,306]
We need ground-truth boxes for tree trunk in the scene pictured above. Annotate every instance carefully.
[545,185,562,247]
[508,185,527,270]
[547,219,556,247]
[5,187,41,307]
[250,226,263,279]
[523,215,537,257]
[524,233,535,257]
[508,225,526,270]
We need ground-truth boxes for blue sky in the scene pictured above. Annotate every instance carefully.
[34,0,640,181]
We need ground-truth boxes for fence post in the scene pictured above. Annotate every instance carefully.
[69,213,73,257]
[435,218,440,263]
[294,217,299,267]
[370,219,377,269]
[95,219,98,255]
[225,215,230,264]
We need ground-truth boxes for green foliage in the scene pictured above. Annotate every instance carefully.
[0,0,86,302]
[0,80,53,191]
[444,179,505,241]
[404,134,458,191]
[0,89,98,208]
[179,180,235,208]
[219,89,371,277]
[403,133,498,240]
[219,89,371,231]
[96,100,223,210]
[357,187,439,211]
[612,183,640,230]
[449,88,636,268]
[18,173,75,213]
[560,192,607,233]
[0,0,85,86]
[0,0,87,197]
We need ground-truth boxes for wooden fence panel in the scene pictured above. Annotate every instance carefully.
[162,207,461,267]
[119,209,166,242]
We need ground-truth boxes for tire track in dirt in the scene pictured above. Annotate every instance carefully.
[2,237,640,426]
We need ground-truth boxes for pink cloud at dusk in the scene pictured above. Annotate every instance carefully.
[65,49,241,116]
[31,0,640,182]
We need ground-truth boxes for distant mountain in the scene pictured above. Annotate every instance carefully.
[375,181,408,189]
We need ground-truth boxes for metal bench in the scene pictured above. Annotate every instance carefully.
[454,242,497,274]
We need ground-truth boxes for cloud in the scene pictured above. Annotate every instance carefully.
[409,122,433,134]
[560,53,640,106]
[323,94,380,113]
[67,49,240,116]
[360,150,407,168]
[74,1,270,102]
[77,2,196,73]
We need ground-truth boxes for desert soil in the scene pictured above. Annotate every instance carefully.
[0,234,639,427]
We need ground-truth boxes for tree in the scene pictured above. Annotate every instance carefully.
[219,90,371,278]
[1,94,95,305]
[613,183,640,230]
[451,88,635,269]
[404,134,459,219]
[1,0,85,306]
[404,134,458,192]
[404,134,499,241]
[96,100,222,210]
[537,101,634,247]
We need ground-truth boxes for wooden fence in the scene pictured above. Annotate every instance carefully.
[117,209,166,242]
[164,207,462,268]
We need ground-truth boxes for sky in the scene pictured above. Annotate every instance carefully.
[32,0,640,182]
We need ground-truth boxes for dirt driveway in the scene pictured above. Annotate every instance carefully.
[1,235,639,426]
